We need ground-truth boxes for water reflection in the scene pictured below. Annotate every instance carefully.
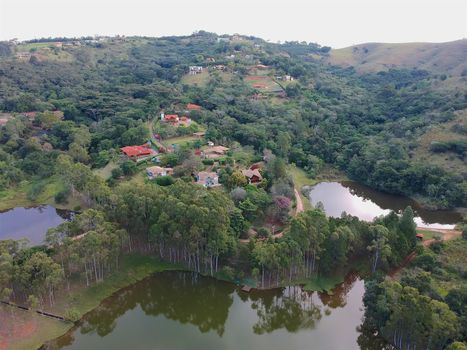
[46,271,375,350]
[0,206,74,245]
[308,182,461,229]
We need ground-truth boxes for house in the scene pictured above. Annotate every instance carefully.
[162,114,180,124]
[256,64,268,69]
[284,75,294,81]
[121,145,156,161]
[186,103,202,111]
[146,166,173,179]
[203,146,229,159]
[214,64,226,71]
[0,118,8,127]
[242,168,263,184]
[189,66,203,75]
[206,57,216,62]
[196,171,219,188]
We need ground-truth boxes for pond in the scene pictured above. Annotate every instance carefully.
[44,271,384,350]
[307,181,462,229]
[0,205,74,245]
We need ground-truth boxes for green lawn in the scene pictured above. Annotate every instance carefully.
[93,161,119,180]
[0,176,81,211]
[181,71,211,87]
[416,229,442,240]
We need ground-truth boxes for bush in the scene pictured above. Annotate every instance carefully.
[27,181,46,201]
[202,159,214,165]
[257,227,271,238]
[111,168,123,179]
[65,308,81,322]
[155,175,175,186]
[54,188,70,204]
[120,161,137,176]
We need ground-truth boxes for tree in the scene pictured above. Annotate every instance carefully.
[276,131,291,159]
[19,252,63,306]
[367,225,391,273]
[228,170,248,189]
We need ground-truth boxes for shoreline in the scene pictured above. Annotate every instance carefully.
[1,253,361,350]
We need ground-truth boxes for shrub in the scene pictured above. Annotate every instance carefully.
[155,175,175,186]
[257,227,271,238]
[54,188,70,204]
[202,159,214,165]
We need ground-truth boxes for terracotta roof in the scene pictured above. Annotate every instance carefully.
[121,145,153,157]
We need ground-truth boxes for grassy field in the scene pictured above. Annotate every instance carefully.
[413,110,466,175]
[3,255,180,350]
[93,161,119,180]
[328,40,467,76]
[0,176,82,211]
[164,134,201,147]
[416,229,442,240]
[244,75,283,93]
[432,239,467,297]
[181,71,211,87]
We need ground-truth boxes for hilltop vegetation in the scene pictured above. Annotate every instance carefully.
[0,32,465,209]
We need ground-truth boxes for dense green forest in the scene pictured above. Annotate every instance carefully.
[0,32,466,349]
[0,32,465,208]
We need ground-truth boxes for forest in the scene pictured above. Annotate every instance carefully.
[0,32,466,349]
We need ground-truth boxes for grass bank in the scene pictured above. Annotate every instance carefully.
[0,176,82,212]
[4,255,180,350]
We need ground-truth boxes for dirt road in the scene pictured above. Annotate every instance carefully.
[294,188,304,215]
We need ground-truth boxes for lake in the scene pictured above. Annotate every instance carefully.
[44,271,384,350]
[307,181,462,229]
[0,205,73,245]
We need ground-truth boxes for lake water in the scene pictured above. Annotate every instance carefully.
[307,181,462,229]
[0,206,73,245]
[45,271,383,350]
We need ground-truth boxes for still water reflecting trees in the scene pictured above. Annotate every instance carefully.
[47,272,381,350]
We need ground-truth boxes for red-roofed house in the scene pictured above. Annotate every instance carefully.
[163,114,180,124]
[121,145,156,161]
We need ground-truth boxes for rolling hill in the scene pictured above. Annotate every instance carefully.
[327,39,467,76]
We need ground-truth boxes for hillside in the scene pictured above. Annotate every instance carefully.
[327,39,467,77]
[0,33,466,210]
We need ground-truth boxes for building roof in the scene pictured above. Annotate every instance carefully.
[242,169,263,181]
[197,171,218,183]
[205,146,229,154]
[146,166,173,175]
[187,103,202,110]
[121,145,153,157]
[164,114,179,121]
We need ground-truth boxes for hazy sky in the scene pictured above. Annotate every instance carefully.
[0,0,466,48]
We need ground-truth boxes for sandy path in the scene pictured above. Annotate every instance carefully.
[294,188,304,215]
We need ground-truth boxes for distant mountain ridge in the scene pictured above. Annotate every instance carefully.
[327,39,467,76]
